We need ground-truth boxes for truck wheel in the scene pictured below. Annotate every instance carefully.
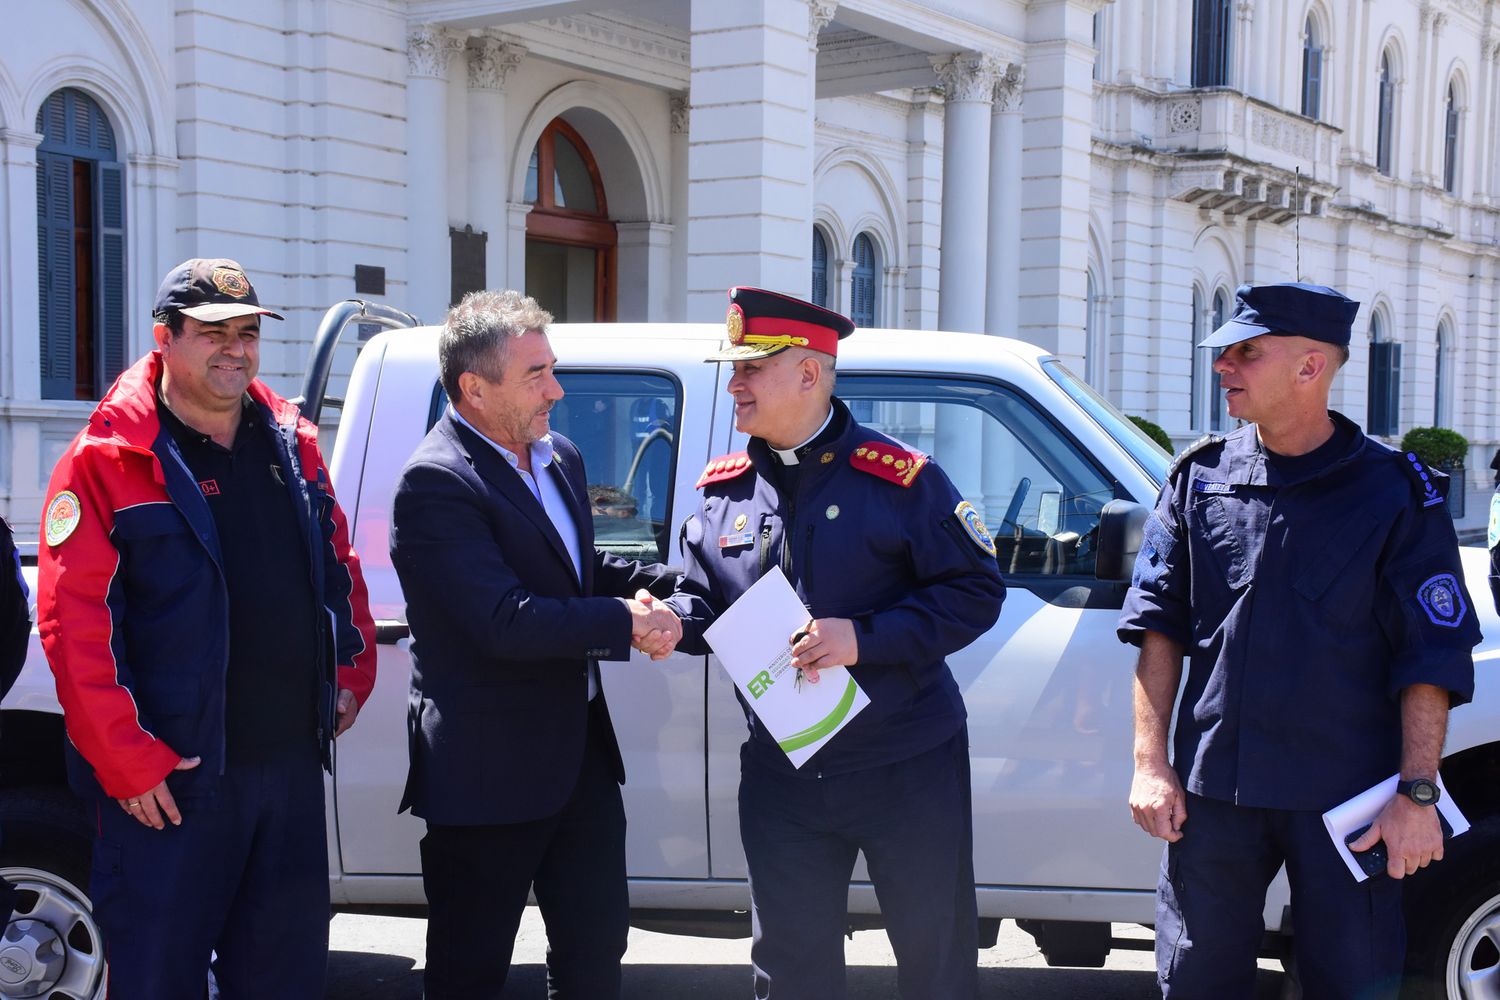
[1402,817,1500,999]
[0,787,106,1000]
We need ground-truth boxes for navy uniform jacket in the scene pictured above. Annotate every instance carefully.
[1119,412,1479,812]
[666,399,1006,776]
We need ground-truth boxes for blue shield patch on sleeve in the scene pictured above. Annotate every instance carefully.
[1417,573,1467,628]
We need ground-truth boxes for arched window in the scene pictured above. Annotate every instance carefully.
[523,118,616,322]
[850,232,879,327]
[1368,312,1401,436]
[1376,51,1396,176]
[1191,287,1205,427]
[1209,289,1230,432]
[1434,320,1452,427]
[36,87,126,400]
[1301,16,1324,119]
[1443,82,1460,194]
[811,228,829,309]
[1192,0,1232,87]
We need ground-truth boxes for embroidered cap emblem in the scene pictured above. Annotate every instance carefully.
[726,304,745,345]
[211,266,251,298]
[44,490,81,546]
[1417,573,1467,628]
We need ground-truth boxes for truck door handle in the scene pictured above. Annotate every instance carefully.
[375,620,410,644]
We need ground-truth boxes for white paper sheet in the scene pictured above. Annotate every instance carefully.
[703,567,870,768]
[1321,772,1470,882]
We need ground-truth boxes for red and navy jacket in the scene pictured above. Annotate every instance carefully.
[37,351,377,801]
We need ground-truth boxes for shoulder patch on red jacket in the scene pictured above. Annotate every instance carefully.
[850,441,927,487]
[696,452,752,489]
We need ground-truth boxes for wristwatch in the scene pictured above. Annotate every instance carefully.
[1397,777,1442,807]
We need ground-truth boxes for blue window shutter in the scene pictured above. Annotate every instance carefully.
[1385,342,1403,436]
[850,234,877,327]
[95,161,127,388]
[1368,341,1402,436]
[36,150,76,399]
[811,229,827,308]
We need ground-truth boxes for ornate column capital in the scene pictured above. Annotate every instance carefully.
[809,1,839,44]
[1235,0,1254,22]
[669,95,690,135]
[993,62,1025,113]
[468,34,527,91]
[1419,1,1438,31]
[931,52,1004,104]
[408,24,466,80]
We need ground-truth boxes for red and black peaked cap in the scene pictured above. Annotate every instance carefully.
[708,286,856,362]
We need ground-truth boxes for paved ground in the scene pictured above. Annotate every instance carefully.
[326,909,1288,999]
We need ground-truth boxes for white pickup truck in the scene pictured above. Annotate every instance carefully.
[2,303,1496,1000]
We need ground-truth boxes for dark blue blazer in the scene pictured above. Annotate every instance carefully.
[391,414,676,825]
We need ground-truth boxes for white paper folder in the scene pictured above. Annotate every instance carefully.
[702,567,870,768]
[1322,773,1470,882]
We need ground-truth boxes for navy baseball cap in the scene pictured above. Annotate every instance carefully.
[1199,282,1359,349]
[152,258,283,323]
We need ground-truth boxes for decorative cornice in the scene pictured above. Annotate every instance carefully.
[931,52,1004,104]
[468,34,527,90]
[407,25,465,79]
[993,62,1024,112]
[670,95,690,134]
[809,1,839,43]
[538,14,687,67]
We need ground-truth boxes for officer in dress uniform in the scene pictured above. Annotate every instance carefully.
[657,287,1006,1000]
[1118,283,1480,998]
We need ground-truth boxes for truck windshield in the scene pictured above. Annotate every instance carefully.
[1041,359,1169,486]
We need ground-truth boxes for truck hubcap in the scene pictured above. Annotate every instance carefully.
[0,867,105,1000]
[1450,889,1500,1000]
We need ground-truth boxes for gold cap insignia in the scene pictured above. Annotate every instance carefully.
[211,267,250,298]
[726,305,745,345]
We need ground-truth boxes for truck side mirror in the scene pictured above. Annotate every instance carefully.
[1094,499,1149,583]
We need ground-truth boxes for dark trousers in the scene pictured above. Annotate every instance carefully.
[1157,793,1405,1000]
[421,706,629,1000]
[738,729,978,1000]
[91,755,329,1000]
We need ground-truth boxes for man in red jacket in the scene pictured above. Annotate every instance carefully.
[37,259,376,1000]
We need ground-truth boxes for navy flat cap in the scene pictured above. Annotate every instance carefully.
[1199,282,1360,349]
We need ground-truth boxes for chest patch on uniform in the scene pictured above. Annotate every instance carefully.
[719,531,754,549]
[955,501,997,557]
[1192,479,1232,494]
[851,441,926,487]
[44,491,82,546]
[199,479,221,496]
[696,452,752,490]
[734,513,748,531]
[1417,573,1467,628]
[1489,491,1500,549]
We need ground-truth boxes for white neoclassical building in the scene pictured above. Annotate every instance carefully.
[1,0,1497,541]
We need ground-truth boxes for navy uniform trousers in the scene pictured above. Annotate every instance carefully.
[1158,793,1405,1000]
[738,728,978,1000]
[91,756,329,1000]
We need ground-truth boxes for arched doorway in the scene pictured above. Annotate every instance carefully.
[524,117,616,322]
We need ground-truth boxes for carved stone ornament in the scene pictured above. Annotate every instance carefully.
[669,95,690,135]
[993,62,1025,112]
[408,25,465,79]
[468,35,527,91]
[809,1,839,43]
[932,52,1004,104]
[1167,98,1202,133]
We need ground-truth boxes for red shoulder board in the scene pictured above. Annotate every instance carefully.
[696,451,752,489]
[850,441,927,488]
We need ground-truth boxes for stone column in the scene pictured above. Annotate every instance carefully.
[1,129,42,401]
[933,52,1001,334]
[669,95,691,320]
[1411,3,1435,184]
[1236,0,1257,98]
[407,25,464,323]
[985,63,1024,337]
[904,89,943,330]
[684,0,827,318]
[468,33,526,291]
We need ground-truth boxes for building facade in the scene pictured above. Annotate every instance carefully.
[0,0,1495,541]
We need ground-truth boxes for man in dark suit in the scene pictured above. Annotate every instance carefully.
[390,289,681,1000]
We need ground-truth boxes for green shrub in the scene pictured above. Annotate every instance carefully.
[1399,426,1468,468]
[1129,415,1174,454]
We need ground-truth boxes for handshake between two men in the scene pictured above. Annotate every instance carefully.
[627,590,681,660]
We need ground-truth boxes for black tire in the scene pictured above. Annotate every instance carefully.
[1402,816,1500,999]
[0,785,106,1000]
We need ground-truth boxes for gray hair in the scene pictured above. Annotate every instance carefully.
[438,290,553,402]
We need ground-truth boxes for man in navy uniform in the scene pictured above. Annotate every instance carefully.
[1119,282,1480,998]
[657,287,1006,999]
[0,514,29,927]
